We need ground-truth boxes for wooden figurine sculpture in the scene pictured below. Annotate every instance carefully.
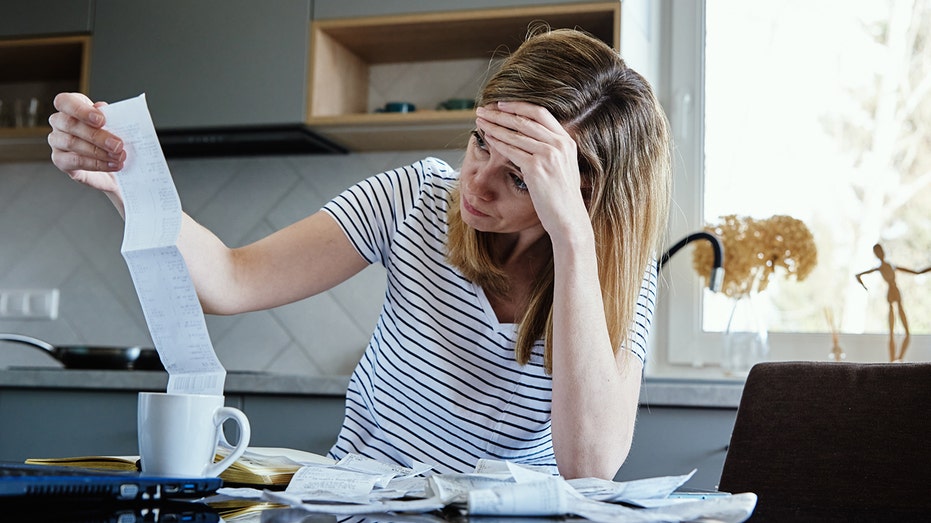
[855,243,931,362]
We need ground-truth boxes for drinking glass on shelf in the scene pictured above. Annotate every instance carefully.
[13,99,25,128]
[26,97,39,127]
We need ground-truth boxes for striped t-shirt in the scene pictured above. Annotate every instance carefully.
[322,157,654,474]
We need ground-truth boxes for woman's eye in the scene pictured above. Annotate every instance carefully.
[471,130,487,150]
[510,173,528,191]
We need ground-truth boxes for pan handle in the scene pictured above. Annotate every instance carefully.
[0,333,57,353]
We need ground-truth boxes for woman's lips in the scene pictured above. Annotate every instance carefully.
[462,197,489,217]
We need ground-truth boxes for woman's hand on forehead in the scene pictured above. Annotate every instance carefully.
[475,102,589,242]
[476,102,565,144]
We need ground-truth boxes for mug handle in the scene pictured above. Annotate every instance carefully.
[204,406,251,477]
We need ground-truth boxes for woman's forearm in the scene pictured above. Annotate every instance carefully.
[105,182,270,314]
[550,231,640,480]
[178,211,370,315]
[107,177,368,316]
[176,213,244,315]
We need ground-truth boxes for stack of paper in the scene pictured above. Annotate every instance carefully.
[215,456,757,522]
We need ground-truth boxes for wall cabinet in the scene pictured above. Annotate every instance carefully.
[0,0,92,38]
[308,2,620,150]
[90,0,312,130]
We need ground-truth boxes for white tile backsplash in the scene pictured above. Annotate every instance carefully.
[0,150,462,374]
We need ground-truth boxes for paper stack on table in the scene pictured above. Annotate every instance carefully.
[101,94,225,395]
[217,455,757,522]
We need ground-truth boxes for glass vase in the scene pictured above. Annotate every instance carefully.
[722,292,769,377]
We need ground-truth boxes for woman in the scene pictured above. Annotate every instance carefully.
[47,28,671,480]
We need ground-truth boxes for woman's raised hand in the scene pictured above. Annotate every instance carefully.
[475,101,589,244]
[47,92,125,194]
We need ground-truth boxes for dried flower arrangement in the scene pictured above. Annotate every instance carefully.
[692,214,818,298]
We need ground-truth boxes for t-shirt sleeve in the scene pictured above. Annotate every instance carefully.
[625,260,658,365]
[321,158,451,266]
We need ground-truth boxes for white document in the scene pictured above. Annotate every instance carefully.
[285,465,379,502]
[473,458,557,476]
[335,453,432,488]
[100,94,225,395]
[572,492,758,523]
[468,474,756,523]
[468,477,570,516]
[263,490,447,516]
[213,453,757,522]
[427,473,515,504]
[567,469,696,503]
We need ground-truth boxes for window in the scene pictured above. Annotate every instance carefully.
[655,0,930,373]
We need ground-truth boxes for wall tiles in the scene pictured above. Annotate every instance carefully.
[0,149,462,374]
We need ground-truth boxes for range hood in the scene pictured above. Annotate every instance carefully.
[156,124,347,158]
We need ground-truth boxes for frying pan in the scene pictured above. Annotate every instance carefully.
[0,333,164,371]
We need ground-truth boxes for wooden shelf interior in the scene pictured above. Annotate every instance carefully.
[308,109,478,151]
[307,2,619,150]
[0,35,88,84]
[0,35,90,161]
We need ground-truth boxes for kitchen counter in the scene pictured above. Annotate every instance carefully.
[639,376,744,408]
[0,368,743,489]
[0,368,744,408]
[0,368,349,396]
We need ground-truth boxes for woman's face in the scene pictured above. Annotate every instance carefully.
[458,128,545,238]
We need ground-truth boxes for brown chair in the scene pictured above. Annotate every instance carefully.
[718,361,931,522]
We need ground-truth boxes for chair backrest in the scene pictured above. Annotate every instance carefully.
[718,361,931,522]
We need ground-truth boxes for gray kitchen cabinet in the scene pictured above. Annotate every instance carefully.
[0,0,93,38]
[313,0,614,19]
[615,406,737,490]
[240,395,344,456]
[0,389,139,459]
[0,388,344,462]
[90,0,312,130]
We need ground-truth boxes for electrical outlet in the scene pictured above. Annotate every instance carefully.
[0,288,60,320]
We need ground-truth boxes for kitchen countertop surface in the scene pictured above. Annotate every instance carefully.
[0,368,745,408]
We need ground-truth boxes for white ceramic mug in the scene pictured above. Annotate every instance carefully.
[138,392,251,477]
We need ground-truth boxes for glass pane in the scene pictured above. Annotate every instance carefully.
[703,0,931,337]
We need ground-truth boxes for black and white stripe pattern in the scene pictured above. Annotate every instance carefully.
[322,157,653,474]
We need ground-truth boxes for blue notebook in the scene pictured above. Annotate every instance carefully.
[0,461,222,502]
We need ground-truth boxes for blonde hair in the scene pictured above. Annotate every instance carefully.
[447,28,672,373]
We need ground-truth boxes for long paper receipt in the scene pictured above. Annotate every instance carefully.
[101,94,225,395]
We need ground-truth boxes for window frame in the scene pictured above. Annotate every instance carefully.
[649,0,927,376]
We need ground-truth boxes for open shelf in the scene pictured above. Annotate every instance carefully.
[307,2,620,151]
[308,109,477,151]
[0,35,90,162]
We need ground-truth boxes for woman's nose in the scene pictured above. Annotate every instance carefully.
[467,166,496,200]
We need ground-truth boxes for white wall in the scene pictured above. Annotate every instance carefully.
[0,150,462,374]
